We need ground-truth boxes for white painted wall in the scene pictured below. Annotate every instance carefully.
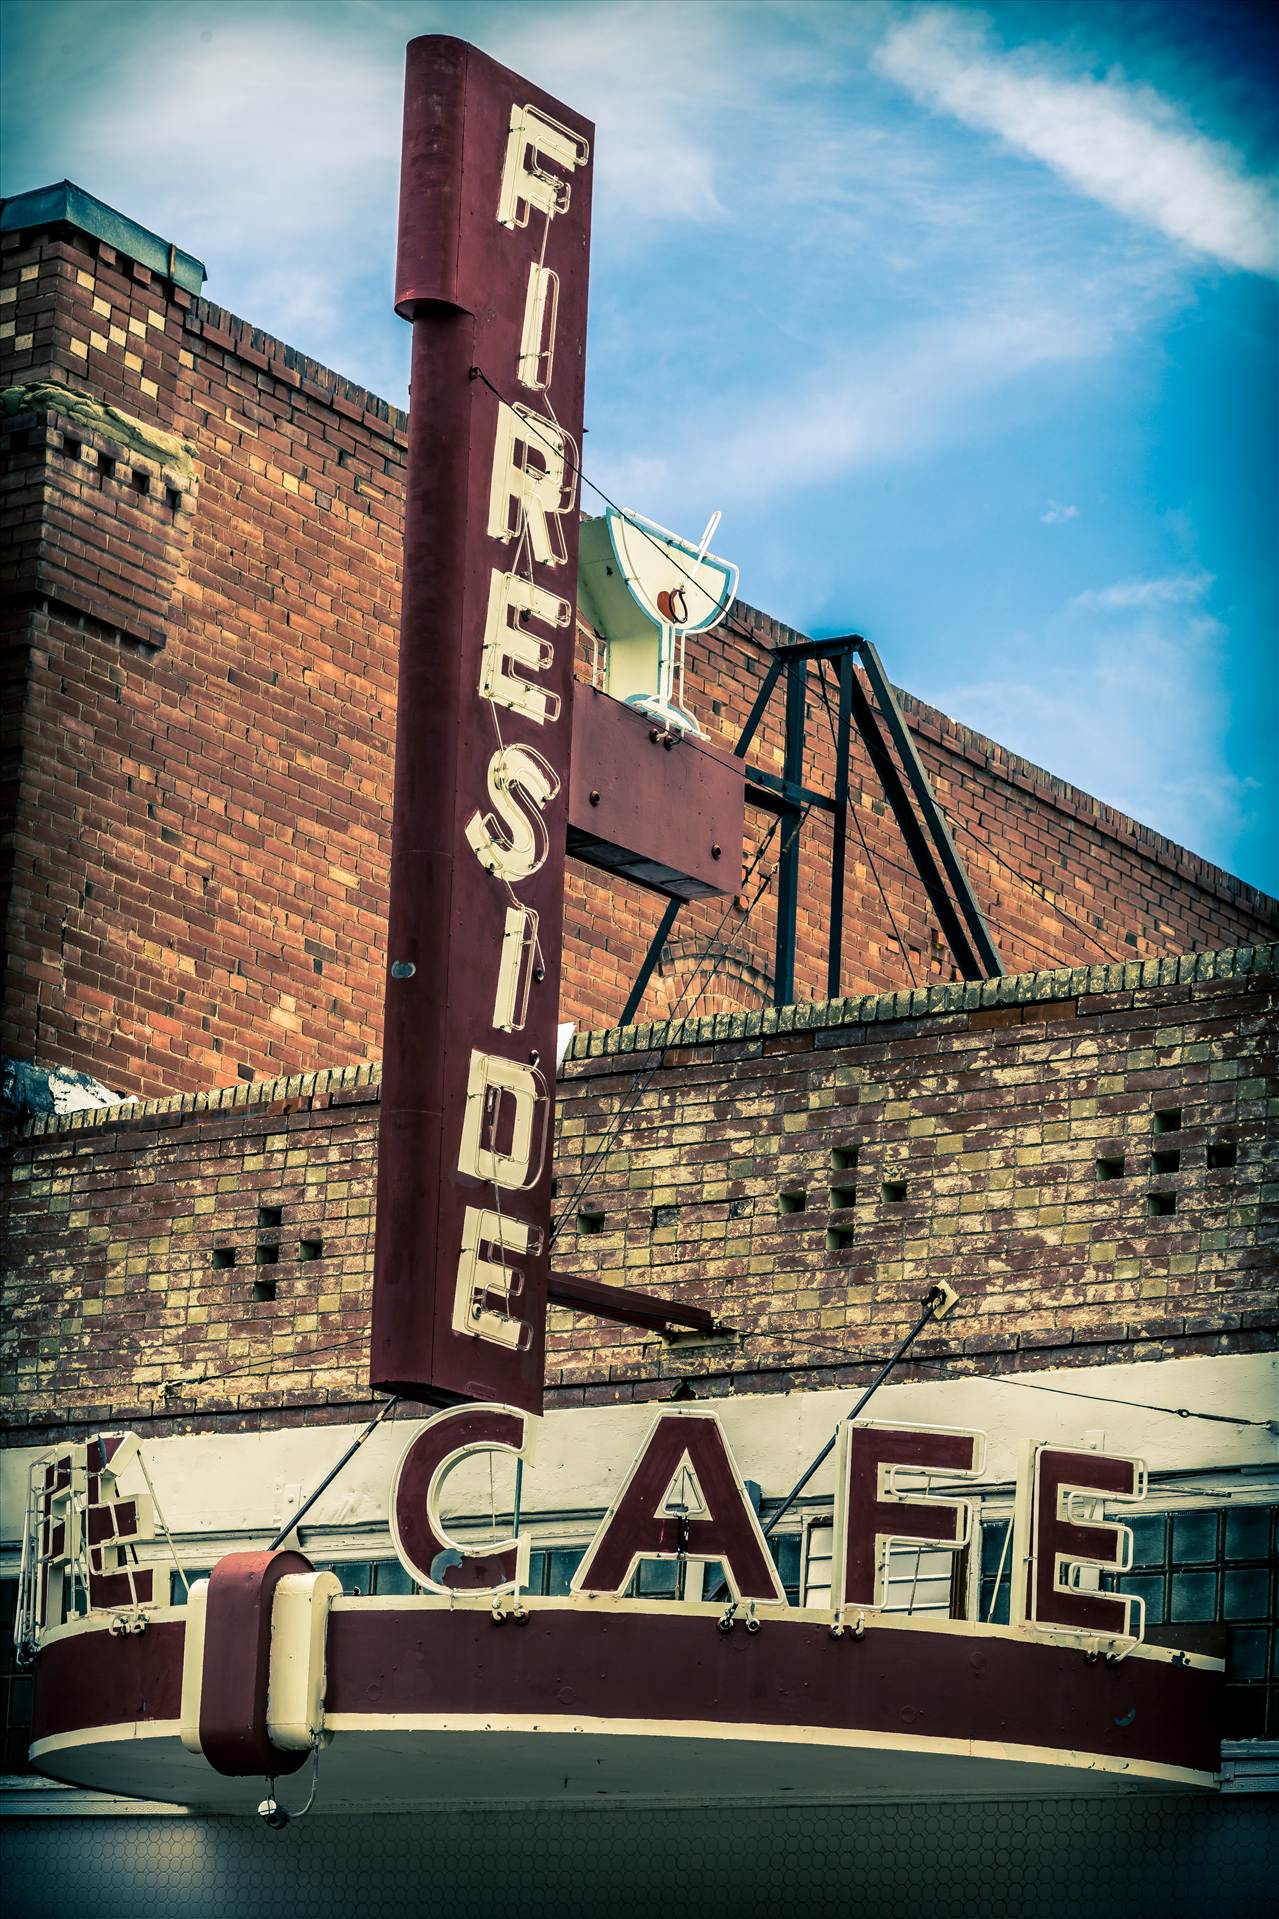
[3,1351,1274,1562]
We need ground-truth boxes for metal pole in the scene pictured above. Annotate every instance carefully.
[705,1287,949,1604]
[267,1397,401,1553]
[774,659,806,1008]
[826,646,852,1001]
[758,1287,945,1543]
[620,897,682,1028]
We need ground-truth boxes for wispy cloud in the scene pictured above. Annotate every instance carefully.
[1073,570,1213,611]
[601,285,1116,519]
[1041,500,1079,524]
[934,576,1260,871]
[874,7,1279,276]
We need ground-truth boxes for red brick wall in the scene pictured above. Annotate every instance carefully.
[3,215,1276,1100]
[3,946,1274,1443]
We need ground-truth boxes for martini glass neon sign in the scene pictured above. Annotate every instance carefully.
[604,506,739,738]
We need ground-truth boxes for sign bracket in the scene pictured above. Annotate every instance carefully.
[619,633,1002,1024]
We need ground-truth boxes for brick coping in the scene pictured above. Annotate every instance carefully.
[13,943,1275,1138]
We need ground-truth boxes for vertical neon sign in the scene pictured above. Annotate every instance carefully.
[373,37,593,1411]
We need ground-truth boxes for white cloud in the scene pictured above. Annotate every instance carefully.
[1041,500,1079,524]
[1073,571,1213,611]
[933,582,1257,872]
[874,7,1279,277]
[600,292,1114,517]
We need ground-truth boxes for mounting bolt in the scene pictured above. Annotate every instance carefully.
[711,844,722,859]
[589,790,601,806]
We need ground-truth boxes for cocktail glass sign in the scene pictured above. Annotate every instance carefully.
[599,505,738,738]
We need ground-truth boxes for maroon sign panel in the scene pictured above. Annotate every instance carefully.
[373,36,594,1410]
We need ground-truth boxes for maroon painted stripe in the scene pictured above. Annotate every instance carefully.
[29,1605,1222,1780]
[31,1620,183,1743]
[325,1608,1221,1776]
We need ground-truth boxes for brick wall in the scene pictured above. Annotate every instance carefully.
[3,945,1274,1443]
[3,209,1276,1101]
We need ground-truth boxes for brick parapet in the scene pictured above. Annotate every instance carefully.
[2,210,1276,1101]
[4,945,1274,1440]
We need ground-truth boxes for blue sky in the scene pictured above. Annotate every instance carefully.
[3,0,1276,893]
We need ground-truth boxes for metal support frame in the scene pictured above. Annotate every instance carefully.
[548,1271,728,1338]
[617,631,1000,1025]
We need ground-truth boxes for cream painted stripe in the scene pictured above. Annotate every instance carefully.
[30,1721,184,1764]
[320,1712,1218,1792]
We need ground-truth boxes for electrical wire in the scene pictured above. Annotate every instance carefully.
[163,1331,367,1395]
[471,364,776,664]
[945,813,1124,966]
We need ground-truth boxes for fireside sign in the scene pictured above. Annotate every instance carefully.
[389,1407,1150,1646]
[373,38,593,1410]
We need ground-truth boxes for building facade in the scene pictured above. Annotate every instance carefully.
[2,178,1278,1917]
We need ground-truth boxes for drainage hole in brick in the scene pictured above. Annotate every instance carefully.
[651,1205,679,1230]
[1151,1150,1180,1176]
[831,1146,859,1171]
[258,1204,283,1228]
[62,435,82,460]
[1095,1156,1125,1180]
[256,1242,280,1265]
[779,1190,806,1214]
[829,1183,856,1208]
[1147,1192,1177,1218]
[1153,1107,1182,1134]
[211,1246,236,1269]
[299,1238,323,1261]
[131,469,150,494]
[252,1277,277,1303]
[1207,1141,1238,1169]
[826,1225,855,1252]
[166,486,182,513]
[577,1208,605,1235]
[881,1180,908,1203]
[98,454,116,483]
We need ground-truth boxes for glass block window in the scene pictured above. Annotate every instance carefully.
[526,1546,586,1596]
[979,1503,1279,1737]
[804,1522,959,1615]
[0,1580,34,1775]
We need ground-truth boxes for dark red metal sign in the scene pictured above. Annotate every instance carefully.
[373,36,593,1410]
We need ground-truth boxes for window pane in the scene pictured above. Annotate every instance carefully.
[170,1569,209,1605]
[980,1578,1010,1626]
[1227,1627,1269,1682]
[547,1548,584,1596]
[336,1562,373,1595]
[1223,1568,1271,1621]
[634,1559,678,1598]
[770,1534,801,1599]
[526,1550,547,1594]
[1125,1574,1165,1627]
[1127,1515,1167,1570]
[981,1522,1012,1575]
[1171,1512,1219,1565]
[1225,1508,1273,1562]
[1170,1571,1217,1621]
[373,1560,416,1596]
